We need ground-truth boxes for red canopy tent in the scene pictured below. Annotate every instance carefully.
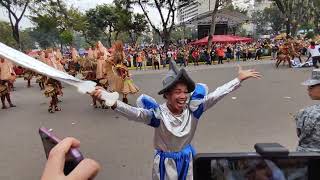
[190,35,252,45]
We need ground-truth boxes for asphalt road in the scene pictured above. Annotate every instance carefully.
[0,60,315,180]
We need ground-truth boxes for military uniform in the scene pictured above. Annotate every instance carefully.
[297,69,320,152]
[295,104,320,152]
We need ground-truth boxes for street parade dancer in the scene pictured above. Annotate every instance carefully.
[43,50,64,113]
[23,68,34,88]
[108,41,139,104]
[36,51,47,90]
[276,41,292,68]
[0,58,16,109]
[91,60,261,180]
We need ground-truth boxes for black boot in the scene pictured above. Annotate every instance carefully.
[122,98,128,104]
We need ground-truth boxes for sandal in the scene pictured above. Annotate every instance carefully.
[102,104,109,109]
[48,108,54,113]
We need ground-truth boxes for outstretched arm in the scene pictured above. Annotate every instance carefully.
[112,100,154,125]
[203,65,261,112]
[91,88,154,125]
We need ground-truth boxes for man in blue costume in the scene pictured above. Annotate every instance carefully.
[92,61,261,180]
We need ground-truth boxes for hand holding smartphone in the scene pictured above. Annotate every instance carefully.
[39,127,100,180]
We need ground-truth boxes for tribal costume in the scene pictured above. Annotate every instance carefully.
[276,42,292,68]
[42,50,64,113]
[23,69,34,87]
[115,63,139,96]
[109,41,139,104]
[44,78,61,113]
[0,80,15,109]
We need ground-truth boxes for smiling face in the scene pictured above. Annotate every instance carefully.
[165,82,189,115]
[308,84,320,100]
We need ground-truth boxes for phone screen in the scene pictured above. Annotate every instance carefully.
[39,127,84,175]
[194,153,320,180]
[210,158,309,180]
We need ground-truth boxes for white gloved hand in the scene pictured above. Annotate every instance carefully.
[99,90,119,106]
[77,80,119,106]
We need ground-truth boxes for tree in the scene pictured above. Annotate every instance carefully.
[0,21,17,48]
[30,0,93,48]
[273,0,314,36]
[30,14,61,48]
[309,0,320,34]
[134,0,194,49]
[263,5,285,34]
[0,21,36,50]
[207,0,232,48]
[251,10,269,35]
[128,13,149,44]
[0,0,31,49]
[225,3,248,15]
[20,28,37,50]
[86,5,118,47]
[170,26,192,42]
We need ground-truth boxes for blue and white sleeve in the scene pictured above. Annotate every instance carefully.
[114,100,154,125]
[202,78,241,112]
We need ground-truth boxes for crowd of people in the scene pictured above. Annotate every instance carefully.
[118,37,316,70]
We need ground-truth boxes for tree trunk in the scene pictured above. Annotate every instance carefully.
[103,32,112,47]
[115,32,120,40]
[208,12,217,49]
[285,18,291,37]
[12,23,21,50]
[291,24,298,37]
[208,0,219,49]
[162,31,170,51]
[315,15,320,34]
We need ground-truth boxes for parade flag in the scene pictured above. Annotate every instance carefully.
[0,42,119,106]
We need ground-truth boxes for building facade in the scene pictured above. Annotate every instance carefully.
[177,0,216,23]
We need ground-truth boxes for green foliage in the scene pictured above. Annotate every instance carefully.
[20,28,37,50]
[251,11,269,35]
[225,3,248,15]
[263,5,285,33]
[0,21,17,48]
[86,3,149,45]
[273,0,320,36]
[305,31,315,39]
[59,30,73,45]
[170,26,192,41]
[30,14,61,48]
[0,21,35,50]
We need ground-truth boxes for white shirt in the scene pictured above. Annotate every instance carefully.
[308,45,320,57]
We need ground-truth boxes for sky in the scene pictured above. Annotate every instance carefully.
[0,0,163,29]
[0,0,254,29]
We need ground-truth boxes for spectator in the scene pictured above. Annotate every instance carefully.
[296,69,320,152]
[192,48,199,66]
[307,41,320,68]
[235,46,241,61]
[216,47,225,64]
[271,45,279,60]
[226,46,233,62]
[136,52,143,70]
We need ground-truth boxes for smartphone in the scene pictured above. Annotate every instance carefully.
[39,127,84,175]
[194,152,320,180]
